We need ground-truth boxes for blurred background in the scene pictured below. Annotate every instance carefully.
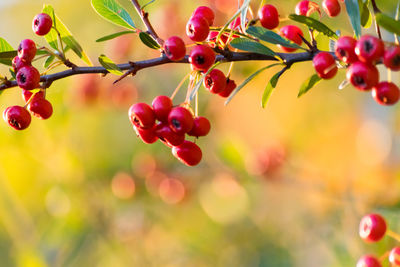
[0,0,400,266]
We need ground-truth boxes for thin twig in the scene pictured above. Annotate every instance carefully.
[370,0,382,39]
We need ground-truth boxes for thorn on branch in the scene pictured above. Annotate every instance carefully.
[113,62,138,84]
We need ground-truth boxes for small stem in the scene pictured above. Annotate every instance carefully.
[195,90,199,117]
[171,72,191,100]
[387,229,400,242]
[379,250,390,262]
[370,0,382,39]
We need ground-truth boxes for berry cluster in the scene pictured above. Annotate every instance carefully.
[3,13,53,130]
[295,0,342,18]
[129,95,210,166]
[357,213,400,266]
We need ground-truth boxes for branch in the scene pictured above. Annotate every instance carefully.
[370,0,382,39]
[131,0,164,46]
[0,51,318,91]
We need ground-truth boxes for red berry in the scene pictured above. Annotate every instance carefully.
[192,6,215,26]
[186,16,209,42]
[168,106,194,134]
[17,39,37,63]
[163,36,186,61]
[383,45,400,71]
[22,89,45,103]
[204,69,226,94]
[12,56,31,73]
[229,17,242,32]
[27,97,53,120]
[258,4,279,30]
[312,52,337,79]
[172,140,202,166]
[278,25,304,52]
[346,61,379,91]
[356,255,382,267]
[16,66,41,90]
[389,247,400,266]
[322,0,341,17]
[133,125,158,144]
[189,44,216,72]
[155,122,185,147]
[359,213,387,242]
[152,95,173,122]
[3,105,31,130]
[32,13,53,36]
[335,36,358,64]
[128,103,156,129]
[188,116,211,137]
[207,31,229,48]
[295,0,320,16]
[372,81,400,105]
[219,78,237,98]
[355,35,384,63]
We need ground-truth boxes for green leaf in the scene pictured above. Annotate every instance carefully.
[360,1,372,28]
[98,54,123,75]
[0,38,15,66]
[0,51,17,59]
[230,38,276,56]
[225,63,282,105]
[43,5,93,66]
[0,38,14,52]
[297,73,322,98]
[396,0,400,43]
[139,32,160,49]
[142,0,156,10]
[345,0,362,38]
[247,26,305,50]
[288,14,338,39]
[240,0,251,31]
[96,30,135,42]
[91,0,135,30]
[376,13,400,36]
[189,62,221,101]
[261,68,285,108]
[44,55,55,68]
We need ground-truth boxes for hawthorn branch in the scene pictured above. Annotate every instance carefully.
[0,51,319,91]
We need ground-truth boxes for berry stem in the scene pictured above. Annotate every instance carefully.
[171,72,191,100]
[387,229,400,242]
[370,0,382,39]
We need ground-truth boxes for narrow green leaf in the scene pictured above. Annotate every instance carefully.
[396,0,400,43]
[189,62,221,101]
[376,13,400,36]
[96,31,135,42]
[230,38,276,56]
[43,5,93,66]
[261,68,285,108]
[0,38,14,66]
[225,63,281,105]
[98,54,123,75]
[0,51,17,59]
[91,0,135,30]
[0,38,14,52]
[345,0,362,37]
[288,14,338,39]
[142,0,156,10]
[139,32,160,49]
[247,26,305,50]
[44,55,55,68]
[297,73,322,98]
[360,1,372,28]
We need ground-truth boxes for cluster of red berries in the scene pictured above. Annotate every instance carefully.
[357,213,400,266]
[129,95,210,166]
[295,0,342,18]
[3,13,53,130]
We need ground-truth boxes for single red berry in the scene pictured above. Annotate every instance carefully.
[17,39,37,63]
[355,35,384,63]
[278,25,304,52]
[312,52,338,79]
[192,6,215,26]
[322,0,341,17]
[168,106,194,134]
[16,66,41,90]
[186,16,210,42]
[372,81,400,105]
[356,255,382,267]
[128,103,156,129]
[189,44,216,72]
[295,0,320,16]
[188,116,211,137]
[204,69,226,94]
[163,36,186,61]
[22,89,45,103]
[359,213,387,242]
[383,45,400,71]
[229,17,242,32]
[389,247,400,266]
[32,13,53,36]
[335,36,358,64]
[27,97,53,120]
[3,105,31,130]
[155,122,185,147]
[346,61,379,91]
[207,31,229,48]
[219,78,237,98]
[258,4,279,30]
[133,125,158,144]
[172,140,202,166]
[12,56,31,73]
[152,95,173,122]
